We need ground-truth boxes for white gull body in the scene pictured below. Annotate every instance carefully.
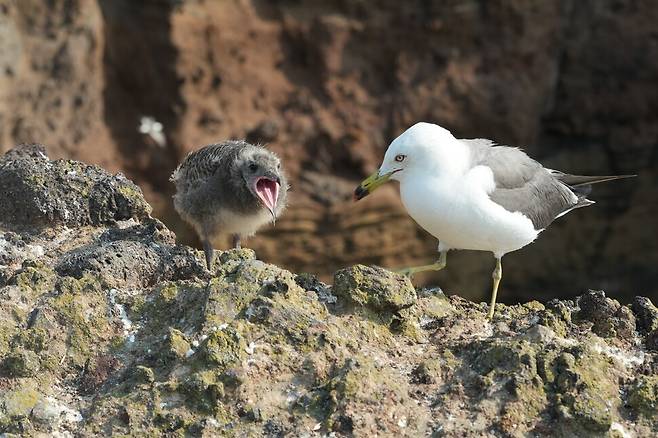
[386,123,541,257]
[400,173,539,257]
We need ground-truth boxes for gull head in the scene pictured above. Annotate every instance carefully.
[354,122,462,201]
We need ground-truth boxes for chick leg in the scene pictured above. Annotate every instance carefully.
[232,234,242,249]
[396,251,447,278]
[202,237,214,270]
[487,257,502,319]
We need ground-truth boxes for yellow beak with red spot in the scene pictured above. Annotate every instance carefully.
[353,170,395,201]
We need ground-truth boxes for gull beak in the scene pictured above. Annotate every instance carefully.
[354,170,393,201]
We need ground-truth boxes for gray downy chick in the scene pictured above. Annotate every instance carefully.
[170,140,288,269]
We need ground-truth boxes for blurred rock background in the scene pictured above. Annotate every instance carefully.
[0,0,655,304]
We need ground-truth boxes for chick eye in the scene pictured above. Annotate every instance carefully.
[395,154,406,163]
[249,163,258,172]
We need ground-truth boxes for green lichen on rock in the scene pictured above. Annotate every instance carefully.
[312,355,426,435]
[468,338,548,432]
[141,280,207,336]
[49,275,112,366]
[82,388,161,436]
[473,339,539,376]
[628,375,658,419]
[2,350,41,377]
[159,328,191,365]
[3,387,40,418]
[244,274,329,348]
[333,264,416,311]
[201,327,245,370]
[131,365,156,385]
[538,309,570,338]
[11,327,48,353]
[180,370,225,413]
[216,247,257,274]
[553,347,621,432]
[395,292,453,341]
[12,265,56,297]
[411,358,442,384]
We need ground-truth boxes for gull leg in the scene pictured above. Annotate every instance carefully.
[202,237,214,271]
[396,251,447,278]
[232,234,242,249]
[488,257,502,319]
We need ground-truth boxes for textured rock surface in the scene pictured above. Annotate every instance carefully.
[0,0,655,305]
[1,144,657,436]
[333,264,416,311]
[0,144,151,231]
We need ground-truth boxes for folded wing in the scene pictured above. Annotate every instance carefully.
[463,139,584,230]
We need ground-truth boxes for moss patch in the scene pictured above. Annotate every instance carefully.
[628,375,658,419]
[333,264,416,311]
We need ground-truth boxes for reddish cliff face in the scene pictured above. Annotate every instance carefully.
[0,0,655,303]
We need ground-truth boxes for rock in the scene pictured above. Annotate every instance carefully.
[80,355,121,394]
[54,219,204,288]
[522,324,557,344]
[576,290,636,339]
[411,358,442,385]
[2,350,40,377]
[319,356,427,435]
[160,328,191,365]
[31,396,82,428]
[553,348,621,433]
[295,273,337,304]
[132,365,155,384]
[632,296,658,334]
[180,370,225,413]
[2,387,40,418]
[0,145,151,231]
[628,375,658,419]
[333,264,416,311]
[201,328,244,370]
[57,239,161,288]
[214,248,257,275]
[646,330,658,351]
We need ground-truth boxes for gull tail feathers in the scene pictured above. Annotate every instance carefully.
[551,172,636,187]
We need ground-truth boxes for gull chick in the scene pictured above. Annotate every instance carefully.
[354,122,633,319]
[171,140,287,269]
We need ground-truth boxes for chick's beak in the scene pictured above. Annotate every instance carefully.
[255,177,280,222]
[353,170,393,201]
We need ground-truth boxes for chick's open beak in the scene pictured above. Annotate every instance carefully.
[255,177,280,222]
[353,170,393,201]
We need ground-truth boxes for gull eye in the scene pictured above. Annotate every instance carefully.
[395,154,406,163]
[249,163,258,172]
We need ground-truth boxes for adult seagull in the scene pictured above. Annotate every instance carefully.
[354,122,633,319]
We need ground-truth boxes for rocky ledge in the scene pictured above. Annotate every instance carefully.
[0,145,656,437]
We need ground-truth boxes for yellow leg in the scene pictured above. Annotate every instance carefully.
[396,252,447,278]
[488,257,502,319]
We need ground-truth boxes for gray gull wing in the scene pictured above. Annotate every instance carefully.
[462,139,583,230]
